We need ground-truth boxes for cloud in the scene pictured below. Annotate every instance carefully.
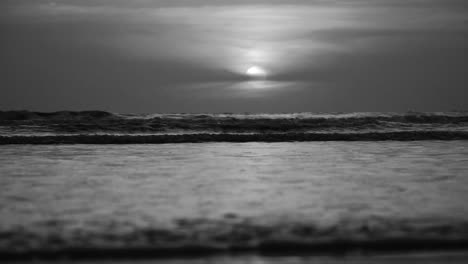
[1,0,467,112]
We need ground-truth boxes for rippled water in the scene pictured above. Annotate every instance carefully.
[1,141,468,261]
[1,111,467,137]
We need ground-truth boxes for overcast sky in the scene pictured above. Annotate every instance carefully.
[1,0,467,113]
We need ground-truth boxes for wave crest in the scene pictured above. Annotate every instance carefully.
[1,111,468,136]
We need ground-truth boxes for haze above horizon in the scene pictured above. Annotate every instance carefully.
[1,0,467,113]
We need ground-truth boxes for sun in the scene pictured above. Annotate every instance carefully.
[246,66,267,77]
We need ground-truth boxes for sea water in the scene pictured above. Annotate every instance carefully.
[1,111,468,261]
[1,141,468,260]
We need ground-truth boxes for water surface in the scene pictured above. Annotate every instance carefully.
[1,141,467,258]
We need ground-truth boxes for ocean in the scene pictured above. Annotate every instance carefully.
[0,111,467,262]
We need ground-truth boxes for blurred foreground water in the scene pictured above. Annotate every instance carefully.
[0,141,468,262]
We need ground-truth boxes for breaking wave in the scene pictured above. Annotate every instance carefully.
[1,110,467,142]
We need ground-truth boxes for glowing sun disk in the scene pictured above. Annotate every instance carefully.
[246,66,266,76]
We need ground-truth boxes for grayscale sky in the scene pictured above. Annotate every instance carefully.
[1,0,467,113]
